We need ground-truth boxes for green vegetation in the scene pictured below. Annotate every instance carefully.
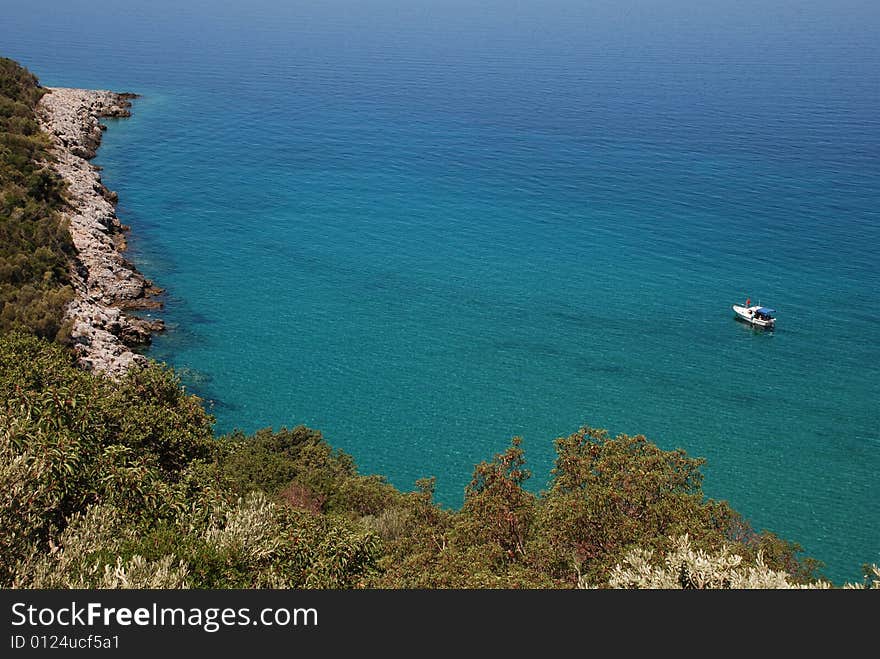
[1,333,380,588]
[1,57,875,589]
[0,58,73,341]
[6,332,876,589]
[584,534,880,589]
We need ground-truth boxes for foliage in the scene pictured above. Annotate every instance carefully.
[15,504,190,589]
[0,332,215,584]
[371,429,829,589]
[214,425,400,518]
[581,534,878,589]
[533,426,819,586]
[460,437,535,558]
[1,332,381,589]
[0,57,74,340]
[0,321,859,591]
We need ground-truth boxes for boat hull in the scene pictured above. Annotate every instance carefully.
[732,304,775,329]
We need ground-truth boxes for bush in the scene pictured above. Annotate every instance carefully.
[0,333,214,585]
[0,57,72,340]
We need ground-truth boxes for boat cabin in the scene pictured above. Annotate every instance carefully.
[754,307,776,321]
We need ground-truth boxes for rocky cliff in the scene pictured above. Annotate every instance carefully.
[37,87,163,377]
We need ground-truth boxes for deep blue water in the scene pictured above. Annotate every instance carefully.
[4,0,878,585]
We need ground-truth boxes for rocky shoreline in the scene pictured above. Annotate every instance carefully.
[37,87,163,377]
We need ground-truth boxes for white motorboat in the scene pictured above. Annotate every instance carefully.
[732,303,776,329]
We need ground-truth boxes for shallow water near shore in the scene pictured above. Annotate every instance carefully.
[6,0,879,584]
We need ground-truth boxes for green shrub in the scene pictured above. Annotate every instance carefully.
[0,333,215,584]
[0,57,72,340]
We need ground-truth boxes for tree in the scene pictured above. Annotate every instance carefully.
[537,426,815,585]
[459,437,535,560]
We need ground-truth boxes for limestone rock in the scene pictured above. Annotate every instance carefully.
[37,87,162,378]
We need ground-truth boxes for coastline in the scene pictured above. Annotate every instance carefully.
[36,87,163,377]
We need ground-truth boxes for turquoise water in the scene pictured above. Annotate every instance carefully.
[5,0,879,584]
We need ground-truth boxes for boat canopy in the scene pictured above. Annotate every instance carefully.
[756,307,776,315]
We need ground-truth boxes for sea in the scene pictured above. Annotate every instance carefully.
[4,0,878,585]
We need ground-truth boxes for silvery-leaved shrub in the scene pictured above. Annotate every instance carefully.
[14,504,189,589]
[579,534,877,589]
